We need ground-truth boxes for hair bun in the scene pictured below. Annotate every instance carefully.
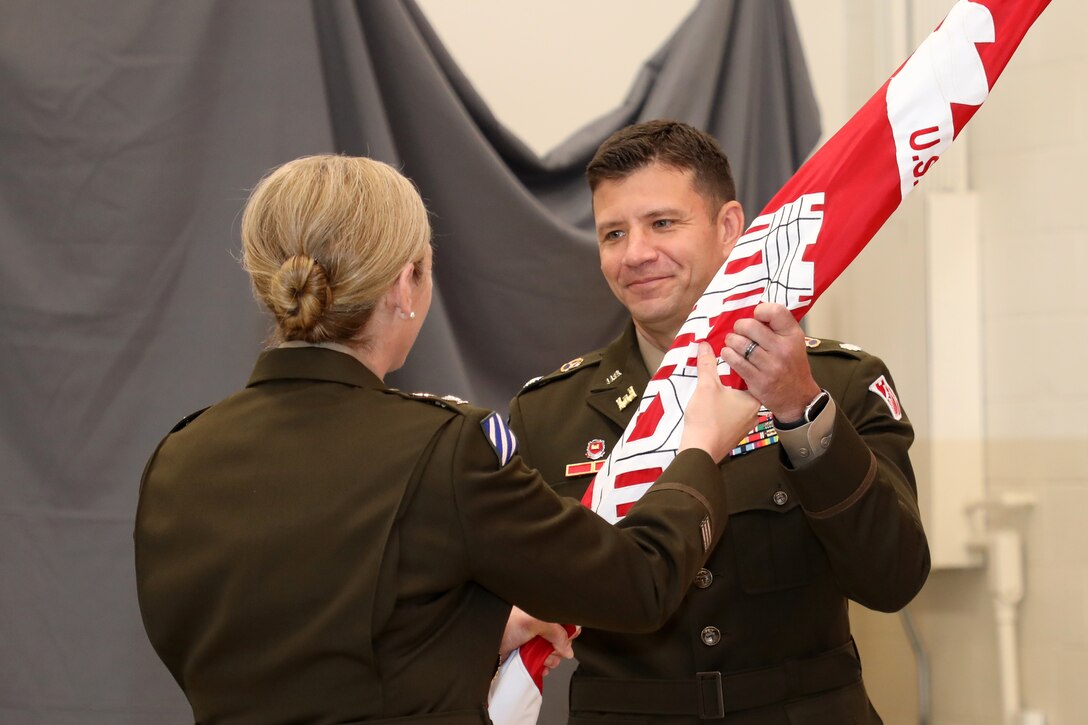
[269,255,333,336]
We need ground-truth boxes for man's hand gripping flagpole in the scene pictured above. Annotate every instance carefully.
[488,1,1051,722]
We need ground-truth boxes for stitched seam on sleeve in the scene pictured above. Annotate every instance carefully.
[649,482,713,532]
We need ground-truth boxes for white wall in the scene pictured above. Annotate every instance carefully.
[420,2,1088,723]
[796,1,1088,724]
[416,0,696,156]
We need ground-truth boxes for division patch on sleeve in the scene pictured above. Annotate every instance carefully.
[481,412,518,467]
[868,375,903,420]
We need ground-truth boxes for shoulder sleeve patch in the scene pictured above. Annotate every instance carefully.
[869,374,903,420]
[481,411,518,467]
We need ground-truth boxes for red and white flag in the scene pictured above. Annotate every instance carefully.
[490,1,1050,721]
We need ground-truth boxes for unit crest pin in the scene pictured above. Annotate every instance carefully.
[560,357,584,373]
[585,439,606,460]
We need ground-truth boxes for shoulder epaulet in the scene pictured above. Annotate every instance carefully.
[518,350,605,393]
[169,406,210,434]
[385,388,473,414]
[804,336,868,359]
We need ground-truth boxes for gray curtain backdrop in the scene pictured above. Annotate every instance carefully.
[0,1,818,722]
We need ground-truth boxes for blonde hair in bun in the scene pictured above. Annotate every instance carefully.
[241,154,430,343]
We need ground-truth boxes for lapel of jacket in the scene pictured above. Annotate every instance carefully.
[585,322,651,431]
[247,346,386,390]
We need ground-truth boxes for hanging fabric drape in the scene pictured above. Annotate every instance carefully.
[0,1,817,721]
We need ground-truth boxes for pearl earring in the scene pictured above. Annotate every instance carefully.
[409,311,416,319]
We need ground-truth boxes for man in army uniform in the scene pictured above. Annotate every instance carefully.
[508,120,931,724]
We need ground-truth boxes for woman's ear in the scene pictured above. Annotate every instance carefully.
[386,261,417,318]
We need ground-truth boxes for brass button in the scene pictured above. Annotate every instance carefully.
[694,568,713,589]
[773,490,788,506]
[700,626,721,646]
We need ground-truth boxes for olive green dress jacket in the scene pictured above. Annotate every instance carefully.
[135,346,731,725]
[508,324,931,724]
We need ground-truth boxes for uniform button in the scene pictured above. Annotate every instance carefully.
[773,490,788,506]
[694,568,713,589]
[820,436,831,448]
[700,626,721,646]
[798,447,809,458]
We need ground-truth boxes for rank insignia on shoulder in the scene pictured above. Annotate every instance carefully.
[565,460,605,478]
[804,337,821,348]
[560,357,584,373]
[400,390,470,410]
[481,412,518,467]
[522,376,543,389]
[585,439,606,460]
[839,342,862,352]
[869,375,903,420]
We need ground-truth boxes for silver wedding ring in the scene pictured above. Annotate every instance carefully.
[743,340,758,361]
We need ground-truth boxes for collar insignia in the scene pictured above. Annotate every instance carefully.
[616,385,637,411]
[604,369,622,385]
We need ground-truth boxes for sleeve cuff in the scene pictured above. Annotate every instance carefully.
[777,394,837,468]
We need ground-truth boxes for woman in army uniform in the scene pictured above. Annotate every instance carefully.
[134,154,758,725]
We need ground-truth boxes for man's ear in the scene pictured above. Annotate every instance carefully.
[716,200,745,256]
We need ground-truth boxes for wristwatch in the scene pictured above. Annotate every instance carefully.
[775,389,831,430]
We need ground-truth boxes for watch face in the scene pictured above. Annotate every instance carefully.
[806,391,830,422]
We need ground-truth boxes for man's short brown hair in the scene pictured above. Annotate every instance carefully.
[586,120,736,211]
